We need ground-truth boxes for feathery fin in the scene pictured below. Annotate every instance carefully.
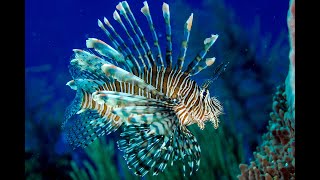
[64,110,121,149]
[117,115,177,176]
[62,89,84,129]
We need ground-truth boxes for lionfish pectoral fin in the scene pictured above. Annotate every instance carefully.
[92,91,173,107]
[68,79,103,93]
[68,49,112,83]
[113,107,172,125]
[63,109,121,150]
[117,113,178,176]
[174,127,201,176]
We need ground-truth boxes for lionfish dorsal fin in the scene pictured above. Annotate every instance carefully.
[100,16,142,75]
[162,2,173,68]
[184,34,219,75]
[120,1,156,67]
[176,13,193,71]
[141,1,164,67]
[112,9,150,71]
[116,2,153,70]
[189,57,216,76]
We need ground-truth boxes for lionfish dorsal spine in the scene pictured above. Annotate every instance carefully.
[112,10,149,71]
[184,34,218,75]
[116,2,153,70]
[85,38,125,63]
[97,19,134,73]
[102,17,142,75]
[176,13,193,71]
[189,57,216,76]
[141,1,164,67]
[162,2,173,68]
[121,1,157,68]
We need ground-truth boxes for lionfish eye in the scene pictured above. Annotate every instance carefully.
[203,90,207,97]
[202,89,208,101]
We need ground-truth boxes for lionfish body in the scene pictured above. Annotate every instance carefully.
[63,1,224,177]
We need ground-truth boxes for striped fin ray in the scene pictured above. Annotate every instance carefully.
[179,128,201,176]
[85,38,128,65]
[68,49,111,82]
[176,13,193,71]
[97,20,136,73]
[101,64,171,101]
[189,57,216,76]
[103,17,142,75]
[141,1,164,67]
[92,91,174,108]
[113,106,171,124]
[184,34,219,74]
[66,79,103,93]
[112,10,148,71]
[62,89,84,128]
[116,2,152,69]
[120,1,156,67]
[117,115,178,176]
[64,110,121,149]
[162,3,173,68]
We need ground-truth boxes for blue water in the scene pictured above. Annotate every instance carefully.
[26,0,290,178]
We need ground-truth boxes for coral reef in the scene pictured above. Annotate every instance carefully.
[237,85,295,179]
[237,0,295,179]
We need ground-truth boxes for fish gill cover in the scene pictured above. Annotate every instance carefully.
[25,0,292,179]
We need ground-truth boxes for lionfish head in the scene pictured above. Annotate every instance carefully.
[199,83,223,129]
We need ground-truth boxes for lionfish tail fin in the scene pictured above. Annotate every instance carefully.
[117,114,178,176]
[64,109,121,150]
[62,88,84,129]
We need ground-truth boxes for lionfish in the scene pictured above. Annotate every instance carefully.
[63,1,227,177]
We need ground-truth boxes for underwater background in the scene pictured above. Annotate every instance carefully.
[26,0,294,179]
